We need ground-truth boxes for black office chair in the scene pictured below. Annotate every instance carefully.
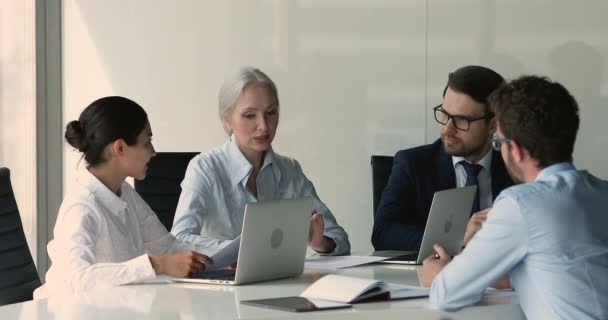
[134,152,199,231]
[0,168,41,306]
[370,155,394,217]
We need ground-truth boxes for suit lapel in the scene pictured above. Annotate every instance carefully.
[437,142,456,190]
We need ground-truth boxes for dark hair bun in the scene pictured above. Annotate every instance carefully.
[65,120,87,151]
[66,96,148,166]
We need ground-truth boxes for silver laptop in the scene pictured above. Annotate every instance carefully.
[374,186,477,265]
[173,198,312,285]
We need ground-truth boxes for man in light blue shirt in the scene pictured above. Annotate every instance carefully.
[421,75,608,320]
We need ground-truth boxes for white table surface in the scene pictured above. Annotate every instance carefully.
[0,264,524,319]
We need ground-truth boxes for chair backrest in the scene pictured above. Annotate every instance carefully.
[370,155,394,217]
[134,152,199,231]
[0,168,41,306]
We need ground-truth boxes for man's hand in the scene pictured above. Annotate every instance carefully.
[421,244,452,287]
[149,251,212,278]
[308,211,336,253]
[491,275,511,289]
[463,208,490,246]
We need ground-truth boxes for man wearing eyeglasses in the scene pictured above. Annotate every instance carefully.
[421,76,608,320]
[372,65,513,251]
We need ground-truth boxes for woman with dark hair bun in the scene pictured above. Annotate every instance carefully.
[34,96,212,299]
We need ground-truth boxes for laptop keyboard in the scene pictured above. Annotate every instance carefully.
[385,252,418,262]
[190,269,236,280]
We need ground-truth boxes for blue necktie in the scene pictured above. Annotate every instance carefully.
[460,161,483,215]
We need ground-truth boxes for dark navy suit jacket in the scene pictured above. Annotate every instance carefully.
[371,139,513,251]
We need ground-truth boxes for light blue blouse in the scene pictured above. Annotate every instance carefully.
[171,138,350,256]
[430,163,608,320]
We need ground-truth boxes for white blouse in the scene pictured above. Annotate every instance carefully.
[34,168,197,299]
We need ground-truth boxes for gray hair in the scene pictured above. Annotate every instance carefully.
[218,67,280,135]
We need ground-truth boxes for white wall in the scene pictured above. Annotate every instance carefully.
[62,0,608,253]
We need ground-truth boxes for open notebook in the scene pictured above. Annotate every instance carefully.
[300,275,429,304]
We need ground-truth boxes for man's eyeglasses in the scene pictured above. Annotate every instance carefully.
[491,136,512,151]
[433,105,491,131]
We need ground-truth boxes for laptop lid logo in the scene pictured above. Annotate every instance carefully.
[444,215,453,233]
[270,228,283,249]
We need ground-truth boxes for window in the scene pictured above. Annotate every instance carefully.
[0,0,37,262]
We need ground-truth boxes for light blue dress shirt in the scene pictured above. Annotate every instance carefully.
[171,138,350,256]
[430,163,608,320]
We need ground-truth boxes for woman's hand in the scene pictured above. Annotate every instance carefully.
[308,212,336,253]
[149,251,212,278]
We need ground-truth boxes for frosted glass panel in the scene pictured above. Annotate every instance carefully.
[63,0,608,253]
[427,0,608,178]
[63,0,426,252]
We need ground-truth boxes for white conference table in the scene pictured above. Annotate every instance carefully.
[1,264,524,320]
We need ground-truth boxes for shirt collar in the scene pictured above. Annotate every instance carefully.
[452,148,493,172]
[77,166,128,214]
[223,135,279,187]
[535,162,576,181]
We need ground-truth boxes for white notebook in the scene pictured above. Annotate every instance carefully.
[300,274,429,303]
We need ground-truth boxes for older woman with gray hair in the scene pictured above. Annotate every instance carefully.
[171,67,350,256]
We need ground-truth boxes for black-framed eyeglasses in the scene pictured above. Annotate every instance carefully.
[433,105,491,131]
[491,136,512,151]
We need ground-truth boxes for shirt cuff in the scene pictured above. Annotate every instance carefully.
[318,235,341,256]
[128,254,157,282]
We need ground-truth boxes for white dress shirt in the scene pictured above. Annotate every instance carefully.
[171,137,350,256]
[430,163,608,320]
[34,168,197,299]
[452,150,493,210]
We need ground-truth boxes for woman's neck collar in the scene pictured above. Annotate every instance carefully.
[88,163,126,195]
